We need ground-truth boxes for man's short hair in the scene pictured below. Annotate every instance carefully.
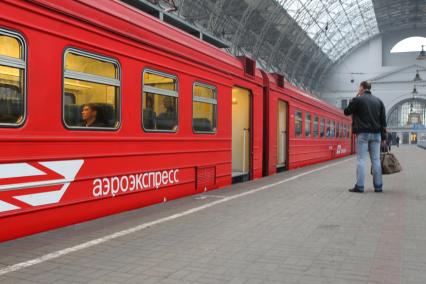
[360,81,371,90]
[84,103,99,113]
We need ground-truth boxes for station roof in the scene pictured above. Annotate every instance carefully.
[124,0,426,94]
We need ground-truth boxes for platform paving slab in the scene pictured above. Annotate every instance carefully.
[0,146,425,283]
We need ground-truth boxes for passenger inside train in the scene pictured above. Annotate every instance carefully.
[142,95,156,129]
[156,96,177,130]
[0,35,24,126]
[81,103,105,127]
[0,84,22,124]
[142,70,178,131]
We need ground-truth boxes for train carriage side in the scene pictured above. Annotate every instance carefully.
[0,0,257,241]
[285,83,352,169]
[262,73,352,174]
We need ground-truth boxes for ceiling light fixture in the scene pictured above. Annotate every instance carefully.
[417,45,426,60]
[413,70,423,81]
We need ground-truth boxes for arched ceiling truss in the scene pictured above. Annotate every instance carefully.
[138,0,426,95]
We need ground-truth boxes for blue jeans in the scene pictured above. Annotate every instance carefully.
[355,133,383,191]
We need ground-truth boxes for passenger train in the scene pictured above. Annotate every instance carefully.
[0,0,353,241]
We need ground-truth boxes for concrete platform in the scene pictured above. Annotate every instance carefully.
[0,146,425,284]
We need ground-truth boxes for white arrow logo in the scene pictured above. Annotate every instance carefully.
[0,160,84,213]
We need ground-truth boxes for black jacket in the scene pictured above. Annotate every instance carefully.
[344,91,387,139]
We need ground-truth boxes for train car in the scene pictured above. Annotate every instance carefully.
[262,72,352,175]
[0,0,264,241]
[0,0,351,242]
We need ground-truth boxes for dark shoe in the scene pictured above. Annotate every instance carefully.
[374,189,383,193]
[348,187,364,193]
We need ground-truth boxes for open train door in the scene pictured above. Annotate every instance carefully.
[232,87,252,183]
[277,100,288,172]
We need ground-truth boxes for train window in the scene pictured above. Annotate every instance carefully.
[320,118,325,138]
[65,52,117,79]
[142,70,178,132]
[336,122,340,138]
[331,121,335,137]
[326,120,331,138]
[63,49,120,129]
[193,82,217,133]
[0,29,26,126]
[313,115,319,138]
[305,112,311,137]
[295,111,302,137]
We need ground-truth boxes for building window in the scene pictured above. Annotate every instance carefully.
[143,70,178,132]
[313,115,319,138]
[193,83,217,133]
[305,112,311,137]
[320,118,325,138]
[295,111,302,137]
[0,29,26,126]
[387,98,426,128]
[63,49,120,129]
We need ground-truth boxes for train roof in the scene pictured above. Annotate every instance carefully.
[31,0,262,81]
[285,79,348,118]
[264,72,348,118]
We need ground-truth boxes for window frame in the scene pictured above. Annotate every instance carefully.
[62,47,121,131]
[142,68,179,133]
[0,28,27,128]
[305,112,311,138]
[326,119,331,138]
[294,110,303,137]
[192,81,217,134]
[336,122,340,138]
[313,114,319,138]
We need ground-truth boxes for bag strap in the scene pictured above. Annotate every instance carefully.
[381,141,390,153]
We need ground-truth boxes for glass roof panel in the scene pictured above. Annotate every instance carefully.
[277,0,379,61]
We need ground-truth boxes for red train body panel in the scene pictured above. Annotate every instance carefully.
[262,73,352,175]
[0,0,350,241]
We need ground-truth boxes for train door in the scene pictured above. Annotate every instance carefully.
[232,87,251,182]
[277,100,288,171]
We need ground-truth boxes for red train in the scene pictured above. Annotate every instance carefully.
[0,0,353,241]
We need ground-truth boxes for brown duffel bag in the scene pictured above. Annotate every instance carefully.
[381,152,402,175]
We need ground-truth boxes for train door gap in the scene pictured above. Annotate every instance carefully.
[231,86,251,184]
[276,99,288,173]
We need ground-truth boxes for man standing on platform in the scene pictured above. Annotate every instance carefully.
[344,81,387,193]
